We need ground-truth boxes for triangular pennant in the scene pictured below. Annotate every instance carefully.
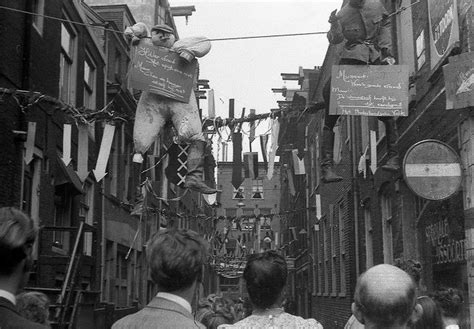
[243,152,259,179]
[260,134,269,170]
[203,193,217,206]
[292,149,305,175]
[232,132,244,189]
[267,119,280,180]
[287,167,296,196]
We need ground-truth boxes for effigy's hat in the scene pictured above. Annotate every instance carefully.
[151,24,174,34]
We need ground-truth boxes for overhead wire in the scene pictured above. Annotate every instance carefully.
[0,5,330,42]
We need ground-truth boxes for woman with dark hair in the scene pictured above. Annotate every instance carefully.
[432,288,464,329]
[219,250,323,328]
[413,296,443,329]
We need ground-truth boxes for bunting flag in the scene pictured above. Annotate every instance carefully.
[297,122,306,159]
[315,194,321,220]
[249,109,256,144]
[370,130,377,174]
[77,124,89,182]
[333,121,343,164]
[243,152,258,179]
[232,132,243,189]
[292,149,305,175]
[24,122,36,165]
[358,145,369,179]
[203,193,217,206]
[260,134,269,170]
[267,119,280,180]
[287,166,296,196]
[62,124,72,166]
[208,89,215,118]
[93,123,115,182]
[165,143,189,188]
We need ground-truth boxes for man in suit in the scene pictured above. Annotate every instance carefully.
[0,207,47,328]
[112,229,208,329]
[351,264,422,329]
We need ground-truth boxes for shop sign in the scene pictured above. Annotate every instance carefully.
[403,140,462,201]
[426,218,466,265]
[329,65,409,117]
[428,0,459,70]
[443,52,474,110]
[130,44,197,102]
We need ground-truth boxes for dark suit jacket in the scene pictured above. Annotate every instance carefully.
[0,297,48,329]
[112,296,205,329]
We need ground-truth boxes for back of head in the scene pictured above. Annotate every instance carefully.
[199,295,236,329]
[147,228,207,292]
[414,296,443,329]
[354,264,416,328]
[432,287,463,320]
[16,291,51,326]
[243,250,287,309]
[0,207,37,276]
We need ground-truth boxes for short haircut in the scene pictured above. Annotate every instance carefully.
[355,266,416,327]
[16,291,50,325]
[243,250,287,309]
[146,229,207,292]
[0,207,37,275]
[432,287,463,319]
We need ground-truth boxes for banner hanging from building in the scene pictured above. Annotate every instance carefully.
[428,0,459,70]
[443,52,474,110]
[329,65,409,117]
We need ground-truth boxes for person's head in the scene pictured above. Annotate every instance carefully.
[147,228,207,293]
[16,291,51,327]
[243,250,287,310]
[432,287,463,324]
[352,264,420,329]
[150,24,176,48]
[0,207,37,290]
[413,296,443,329]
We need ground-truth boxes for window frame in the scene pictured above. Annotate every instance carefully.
[59,20,77,105]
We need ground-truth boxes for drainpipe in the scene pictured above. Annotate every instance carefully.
[351,116,360,276]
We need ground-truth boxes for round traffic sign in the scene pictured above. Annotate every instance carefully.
[403,140,462,201]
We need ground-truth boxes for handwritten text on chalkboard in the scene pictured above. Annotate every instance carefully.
[329,65,409,116]
[130,43,197,103]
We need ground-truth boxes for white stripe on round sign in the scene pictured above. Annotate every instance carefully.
[405,163,461,177]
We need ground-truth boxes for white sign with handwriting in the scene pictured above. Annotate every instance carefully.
[329,65,409,117]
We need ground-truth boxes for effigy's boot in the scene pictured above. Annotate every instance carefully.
[184,140,219,194]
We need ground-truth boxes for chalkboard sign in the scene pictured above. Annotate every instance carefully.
[329,65,409,117]
[130,43,197,103]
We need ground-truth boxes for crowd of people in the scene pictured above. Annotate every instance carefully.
[0,206,466,329]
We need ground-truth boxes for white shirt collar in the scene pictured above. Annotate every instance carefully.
[0,289,16,305]
[156,292,192,314]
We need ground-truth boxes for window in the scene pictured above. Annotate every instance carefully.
[416,30,426,70]
[81,181,94,256]
[83,56,96,109]
[381,190,394,264]
[251,179,263,199]
[233,186,244,199]
[53,189,73,253]
[59,22,77,105]
[364,205,374,269]
[338,202,346,295]
[32,0,45,35]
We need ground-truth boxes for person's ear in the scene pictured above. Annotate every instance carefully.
[410,303,423,324]
[352,302,365,324]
